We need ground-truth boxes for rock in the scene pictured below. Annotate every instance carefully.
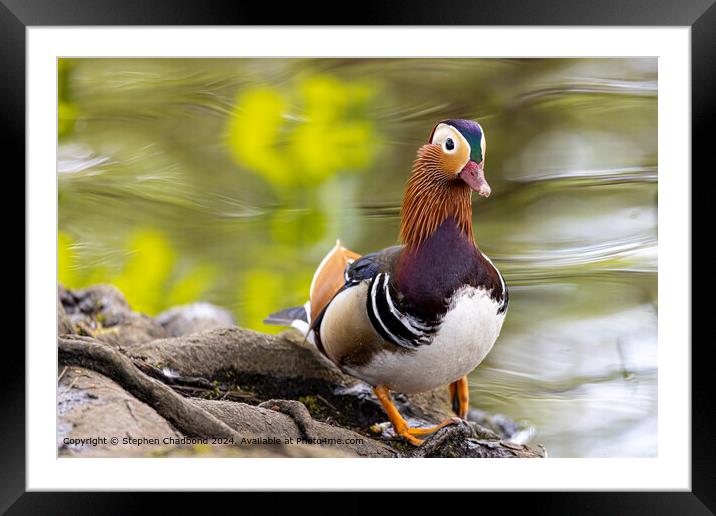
[130,327,454,429]
[410,420,543,458]
[195,399,397,457]
[58,284,168,346]
[467,408,536,445]
[58,292,74,335]
[70,442,355,458]
[58,367,181,456]
[156,302,235,337]
[57,284,545,458]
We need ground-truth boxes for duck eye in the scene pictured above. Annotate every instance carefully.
[444,138,455,151]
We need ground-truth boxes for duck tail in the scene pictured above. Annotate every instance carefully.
[263,302,311,336]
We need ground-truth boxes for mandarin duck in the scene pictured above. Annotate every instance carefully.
[265,119,508,445]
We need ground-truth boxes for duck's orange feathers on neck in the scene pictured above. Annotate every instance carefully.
[399,145,474,249]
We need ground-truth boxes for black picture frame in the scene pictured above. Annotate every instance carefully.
[6,0,710,512]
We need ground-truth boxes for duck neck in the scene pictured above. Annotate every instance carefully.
[399,149,475,250]
[394,154,480,320]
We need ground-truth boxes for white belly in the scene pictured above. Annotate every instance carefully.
[348,286,506,394]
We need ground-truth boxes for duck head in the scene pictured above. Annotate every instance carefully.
[399,119,490,248]
[426,119,490,197]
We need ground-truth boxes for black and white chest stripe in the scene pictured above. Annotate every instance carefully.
[481,253,509,315]
[365,273,438,350]
[497,274,509,314]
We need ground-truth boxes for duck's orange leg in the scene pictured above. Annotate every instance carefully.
[449,376,470,419]
[373,386,459,446]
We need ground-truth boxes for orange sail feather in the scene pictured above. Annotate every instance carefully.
[309,240,361,323]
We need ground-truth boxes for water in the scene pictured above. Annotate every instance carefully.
[58,58,657,457]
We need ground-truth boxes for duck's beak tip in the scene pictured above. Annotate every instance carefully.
[459,160,491,197]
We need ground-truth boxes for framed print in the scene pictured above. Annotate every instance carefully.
[7,0,710,511]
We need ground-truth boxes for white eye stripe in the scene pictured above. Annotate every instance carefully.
[430,123,471,157]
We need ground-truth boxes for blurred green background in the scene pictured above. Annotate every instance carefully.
[58,58,657,457]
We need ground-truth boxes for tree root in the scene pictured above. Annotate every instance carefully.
[57,284,547,458]
[59,335,242,442]
[58,334,397,457]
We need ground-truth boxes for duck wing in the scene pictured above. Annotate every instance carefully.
[308,240,362,323]
[342,245,438,350]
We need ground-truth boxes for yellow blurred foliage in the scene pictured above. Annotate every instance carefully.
[226,75,377,189]
[112,229,175,314]
[60,71,380,326]
[58,231,78,287]
[241,269,284,333]
[58,101,78,139]
[58,229,216,316]
[58,59,77,138]
[226,88,289,186]
[166,263,218,308]
[240,267,312,333]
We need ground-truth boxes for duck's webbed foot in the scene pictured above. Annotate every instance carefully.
[373,385,460,446]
